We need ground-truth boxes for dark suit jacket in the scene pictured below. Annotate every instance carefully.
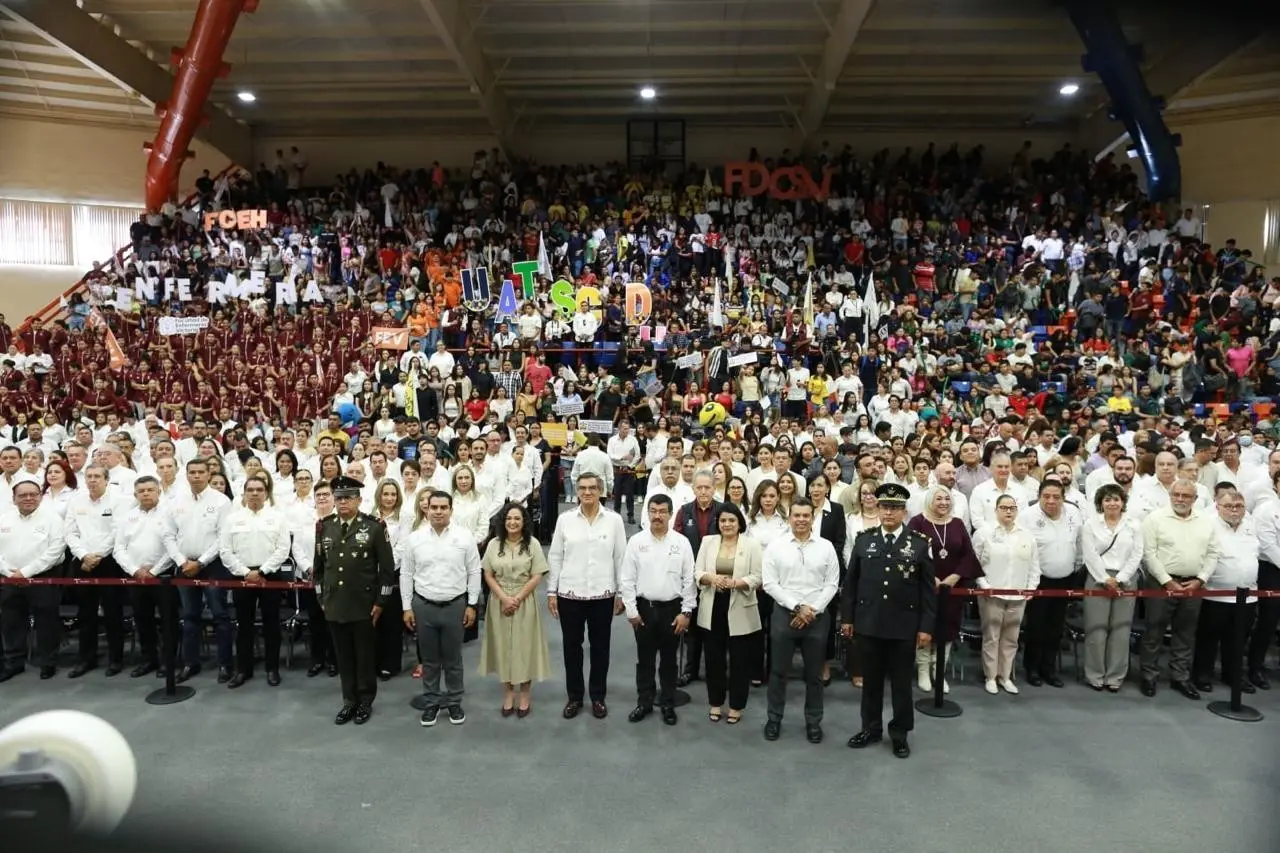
[815,500,847,577]
[675,499,741,562]
[841,526,937,641]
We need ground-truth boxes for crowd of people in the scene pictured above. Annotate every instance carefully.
[0,141,1277,751]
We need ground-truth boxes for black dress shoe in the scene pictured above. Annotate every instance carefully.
[0,667,25,683]
[217,666,233,684]
[1248,670,1271,690]
[677,672,695,687]
[846,730,882,749]
[227,673,251,689]
[1192,678,1214,693]
[39,666,56,680]
[266,671,281,687]
[1140,679,1157,697]
[378,671,392,682]
[1025,674,1044,687]
[892,738,911,759]
[591,700,608,719]
[763,719,781,741]
[104,662,124,677]
[327,664,338,677]
[175,665,201,684]
[563,700,583,719]
[307,663,326,677]
[353,704,372,725]
[68,661,97,678]
[1170,680,1201,700]
[1239,680,1257,695]
[660,706,677,726]
[805,723,823,744]
[334,704,357,725]
[131,661,159,678]
[1043,675,1065,688]
[628,705,653,723]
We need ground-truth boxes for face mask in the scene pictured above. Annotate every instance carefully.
[1239,435,1254,447]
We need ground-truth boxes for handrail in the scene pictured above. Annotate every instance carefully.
[13,162,242,346]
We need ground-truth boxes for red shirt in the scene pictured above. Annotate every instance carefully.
[465,398,489,423]
[524,361,552,395]
[912,261,936,292]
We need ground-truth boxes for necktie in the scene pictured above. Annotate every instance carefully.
[884,531,894,550]
[342,520,351,538]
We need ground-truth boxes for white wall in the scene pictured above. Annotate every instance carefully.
[0,265,82,324]
[0,117,231,206]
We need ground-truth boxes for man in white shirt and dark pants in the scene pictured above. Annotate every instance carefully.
[163,457,234,684]
[607,420,642,524]
[220,473,292,688]
[400,491,481,727]
[620,493,696,725]
[1191,488,1258,694]
[112,476,173,678]
[1018,479,1083,688]
[762,498,841,744]
[65,465,124,678]
[547,471,627,719]
[0,480,66,681]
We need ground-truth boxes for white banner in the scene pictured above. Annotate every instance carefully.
[553,400,585,416]
[580,419,614,434]
[728,351,757,368]
[157,316,211,336]
[675,353,702,369]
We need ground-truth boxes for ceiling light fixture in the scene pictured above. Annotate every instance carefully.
[1059,83,1080,96]
[237,91,256,103]
[639,86,656,100]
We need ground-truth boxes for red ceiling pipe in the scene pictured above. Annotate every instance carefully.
[143,0,257,212]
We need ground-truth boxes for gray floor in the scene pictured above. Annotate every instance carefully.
[2,601,1279,853]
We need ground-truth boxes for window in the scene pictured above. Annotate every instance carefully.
[0,198,141,267]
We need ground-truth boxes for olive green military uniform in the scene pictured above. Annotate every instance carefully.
[314,512,396,708]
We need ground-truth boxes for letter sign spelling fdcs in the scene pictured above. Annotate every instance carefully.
[722,162,836,201]
[460,267,492,312]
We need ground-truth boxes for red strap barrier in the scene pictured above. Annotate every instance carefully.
[0,576,312,590]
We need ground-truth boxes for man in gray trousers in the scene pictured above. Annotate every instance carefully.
[400,491,481,726]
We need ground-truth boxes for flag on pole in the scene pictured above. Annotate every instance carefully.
[862,273,879,347]
[537,231,552,279]
[104,327,126,371]
[703,168,714,195]
[710,279,724,329]
[404,365,418,419]
[802,272,815,328]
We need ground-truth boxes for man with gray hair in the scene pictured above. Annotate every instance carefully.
[1140,478,1222,699]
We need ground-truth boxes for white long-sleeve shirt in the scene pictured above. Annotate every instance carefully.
[972,524,1041,601]
[0,504,66,577]
[219,504,291,576]
[968,479,1030,535]
[472,455,512,519]
[398,522,482,606]
[64,490,118,560]
[1141,506,1221,586]
[570,445,614,495]
[112,504,173,577]
[1080,514,1144,586]
[1018,503,1083,580]
[606,434,641,467]
[761,532,839,613]
[619,528,696,619]
[163,486,231,568]
[1207,514,1259,603]
[746,512,790,552]
[547,506,627,600]
[449,491,490,543]
[1254,499,1280,567]
[640,480,694,530]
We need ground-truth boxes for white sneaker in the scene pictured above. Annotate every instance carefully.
[917,669,932,692]
[999,677,1019,695]
[984,679,998,695]
[942,678,951,695]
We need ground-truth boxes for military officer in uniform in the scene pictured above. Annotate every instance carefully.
[313,476,396,725]
[841,483,936,759]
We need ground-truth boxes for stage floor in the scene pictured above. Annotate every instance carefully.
[2,601,1278,853]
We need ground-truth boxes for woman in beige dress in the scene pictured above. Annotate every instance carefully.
[479,502,552,717]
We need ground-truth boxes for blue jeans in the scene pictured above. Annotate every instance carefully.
[178,560,234,668]
[561,457,577,500]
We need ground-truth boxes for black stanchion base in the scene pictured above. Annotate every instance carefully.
[1207,700,1263,722]
[145,685,196,706]
[915,697,963,718]
[671,688,691,708]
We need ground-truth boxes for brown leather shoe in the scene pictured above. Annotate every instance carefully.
[562,700,583,719]
[591,700,608,719]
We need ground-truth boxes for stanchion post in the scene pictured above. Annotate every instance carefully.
[145,577,195,706]
[1207,586,1263,723]
[916,583,962,718]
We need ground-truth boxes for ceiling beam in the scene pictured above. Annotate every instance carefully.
[795,0,874,148]
[0,0,252,165]
[1078,30,1248,159]
[411,0,511,152]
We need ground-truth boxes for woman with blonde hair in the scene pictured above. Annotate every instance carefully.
[906,484,981,693]
[746,481,788,686]
[450,464,490,545]
[373,477,407,680]
[972,495,1040,695]
[776,472,798,515]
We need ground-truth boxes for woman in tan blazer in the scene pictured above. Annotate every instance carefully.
[695,507,763,724]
